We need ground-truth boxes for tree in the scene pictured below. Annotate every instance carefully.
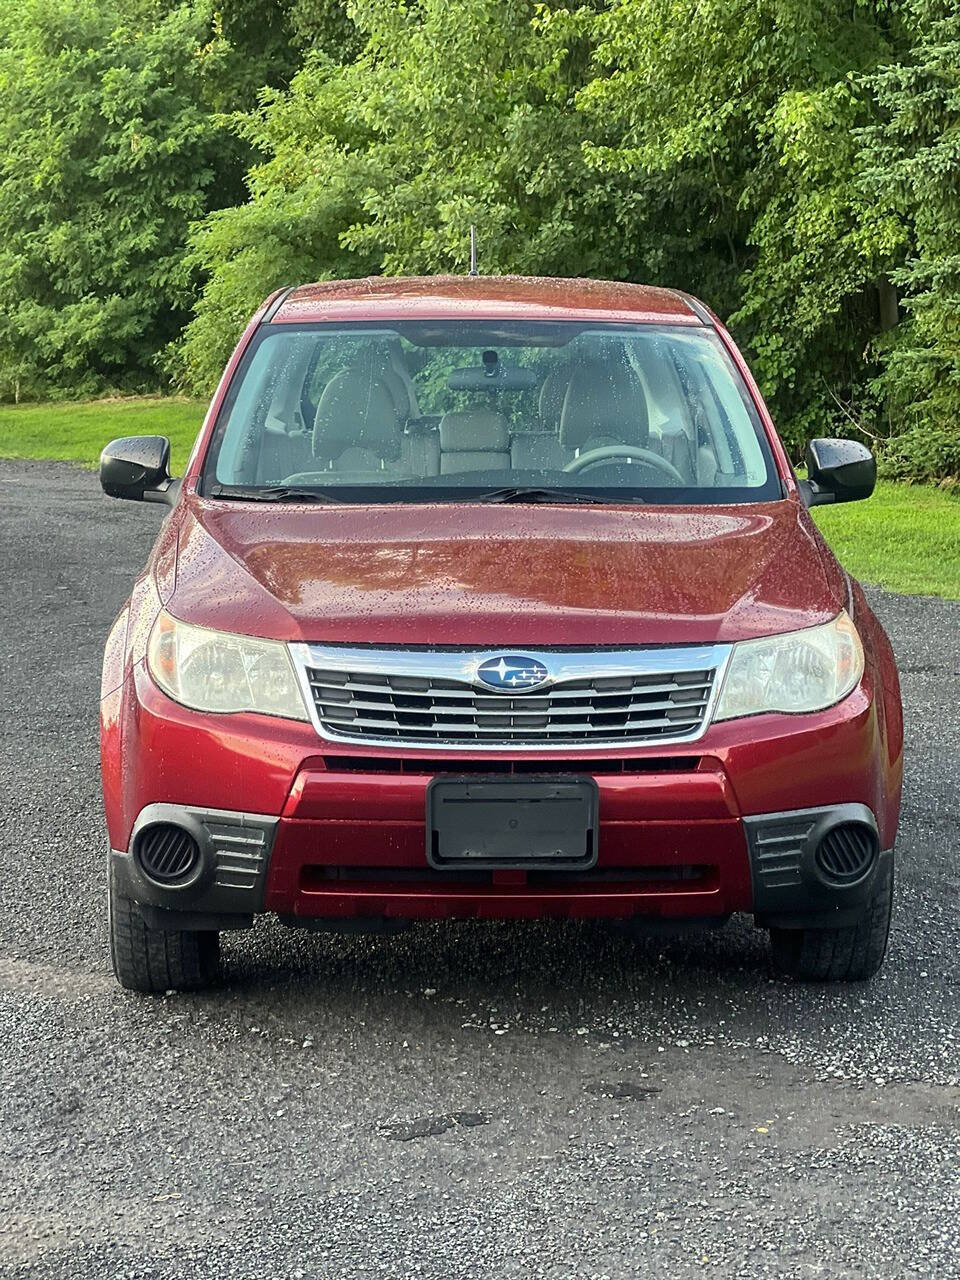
[15,0,949,482]
[175,0,630,391]
[180,0,919,462]
[0,1,251,399]
[286,0,360,58]
[862,1,960,481]
[573,0,911,453]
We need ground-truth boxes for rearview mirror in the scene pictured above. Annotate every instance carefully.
[800,438,876,507]
[100,436,178,504]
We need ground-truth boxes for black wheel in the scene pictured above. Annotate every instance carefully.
[769,861,894,982]
[108,866,220,993]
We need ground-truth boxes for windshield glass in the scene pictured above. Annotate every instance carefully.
[203,321,781,504]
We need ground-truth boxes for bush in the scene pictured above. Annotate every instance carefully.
[880,425,960,485]
[860,3,960,484]
[0,1,249,401]
[176,0,925,469]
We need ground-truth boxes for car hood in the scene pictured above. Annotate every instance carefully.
[169,498,842,647]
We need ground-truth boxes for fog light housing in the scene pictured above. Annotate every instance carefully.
[135,824,201,885]
[814,824,877,886]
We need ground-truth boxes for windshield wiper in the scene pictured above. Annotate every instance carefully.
[207,485,348,504]
[206,484,645,506]
[467,486,645,506]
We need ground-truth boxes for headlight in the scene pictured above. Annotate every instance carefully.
[714,610,863,721]
[147,610,308,720]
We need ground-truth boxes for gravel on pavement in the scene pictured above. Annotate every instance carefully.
[0,459,957,1279]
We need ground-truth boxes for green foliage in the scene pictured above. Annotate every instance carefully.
[879,423,960,485]
[861,2,960,481]
[576,1,911,454]
[177,0,958,481]
[175,0,631,389]
[0,0,265,401]
[3,0,960,485]
[287,0,360,57]
[217,0,360,82]
[168,49,379,391]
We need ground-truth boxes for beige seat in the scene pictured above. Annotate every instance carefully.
[311,365,404,474]
[515,353,708,485]
[513,359,656,472]
[378,344,422,426]
[559,358,649,456]
[658,428,720,484]
[439,409,511,473]
[284,362,439,482]
[318,365,440,478]
[538,365,571,433]
[657,426,697,482]
[511,365,573,471]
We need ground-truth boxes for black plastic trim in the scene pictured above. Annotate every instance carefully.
[672,290,715,326]
[112,803,278,919]
[745,802,889,927]
[261,285,296,323]
[135,824,201,885]
[137,904,254,932]
[321,754,702,775]
[100,435,177,505]
[756,851,892,929]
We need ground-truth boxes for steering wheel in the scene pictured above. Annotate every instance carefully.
[563,444,686,483]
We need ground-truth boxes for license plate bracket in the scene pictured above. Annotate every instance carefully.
[426,776,599,870]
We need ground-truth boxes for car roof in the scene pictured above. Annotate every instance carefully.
[269,275,707,327]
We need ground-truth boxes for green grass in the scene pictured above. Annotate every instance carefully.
[1,398,958,598]
[0,396,207,474]
[812,479,960,600]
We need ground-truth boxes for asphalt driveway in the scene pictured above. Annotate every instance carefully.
[0,459,957,1279]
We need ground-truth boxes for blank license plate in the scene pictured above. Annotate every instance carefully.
[426,776,599,870]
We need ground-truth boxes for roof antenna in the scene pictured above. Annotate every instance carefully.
[469,225,478,276]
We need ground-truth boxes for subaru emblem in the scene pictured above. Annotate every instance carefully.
[476,655,549,692]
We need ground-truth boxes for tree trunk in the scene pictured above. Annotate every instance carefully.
[878,279,899,332]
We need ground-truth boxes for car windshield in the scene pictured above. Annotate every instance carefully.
[203,321,781,504]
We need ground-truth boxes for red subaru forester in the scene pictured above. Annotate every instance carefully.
[99,276,902,992]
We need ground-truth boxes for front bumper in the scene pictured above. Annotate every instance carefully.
[112,794,890,933]
[103,660,900,931]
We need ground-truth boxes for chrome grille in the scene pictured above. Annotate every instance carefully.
[292,645,728,750]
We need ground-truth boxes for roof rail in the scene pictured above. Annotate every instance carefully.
[262,285,297,323]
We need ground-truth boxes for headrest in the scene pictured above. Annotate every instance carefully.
[380,366,410,422]
[439,409,511,452]
[538,365,570,432]
[313,367,400,460]
[559,359,649,451]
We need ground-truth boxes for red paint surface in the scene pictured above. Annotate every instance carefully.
[168,498,838,647]
[273,275,700,327]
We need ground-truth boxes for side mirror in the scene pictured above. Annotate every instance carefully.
[800,438,876,507]
[100,436,178,505]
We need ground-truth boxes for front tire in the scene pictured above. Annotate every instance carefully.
[769,862,894,982]
[108,867,220,993]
